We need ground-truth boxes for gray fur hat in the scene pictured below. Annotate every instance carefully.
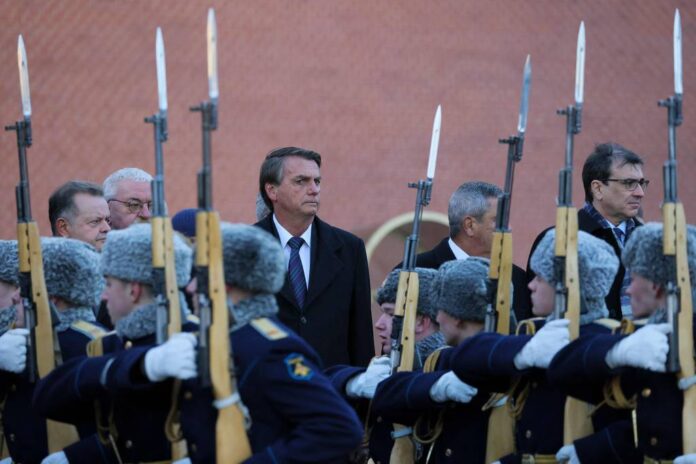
[42,238,104,307]
[430,258,490,322]
[101,223,192,287]
[623,222,696,287]
[530,229,619,316]
[221,223,285,294]
[375,268,439,320]
[0,241,18,286]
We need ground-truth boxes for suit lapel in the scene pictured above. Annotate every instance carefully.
[305,218,344,309]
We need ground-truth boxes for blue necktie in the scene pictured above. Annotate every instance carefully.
[614,227,625,246]
[287,237,307,308]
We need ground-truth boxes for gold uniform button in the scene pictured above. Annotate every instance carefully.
[125,341,133,349]
[525,430,532,439]
[125,440,133,449]
[376,416,383,423]
[8,433,15,442]
[531,382,538,389]
[650,437,658,446]
[641,388,652,398]
[10,384,16,392]
[184,391,193,400]
[191,444,197,453]
[445,448,452,457]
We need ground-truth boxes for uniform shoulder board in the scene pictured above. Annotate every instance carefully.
[250,317,288,341]
[186,314,200,325]
[423,346,447,373]
[593,318,622,331]
[86,330,117,358]
[71,320,107,340]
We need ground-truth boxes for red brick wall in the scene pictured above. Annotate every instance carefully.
[1,1,695,276]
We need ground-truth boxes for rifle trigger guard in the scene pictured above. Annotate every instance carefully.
[678,375,696,391]
[213,392,252,430]
[390,427,413,439]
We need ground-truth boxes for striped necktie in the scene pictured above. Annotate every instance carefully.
[287,237,307,308]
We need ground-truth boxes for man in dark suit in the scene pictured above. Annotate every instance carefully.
[255,147,374,368]
[525,143,646,320]
[407,181,532,323]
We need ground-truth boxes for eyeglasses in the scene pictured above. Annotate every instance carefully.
[108,198,153,214]
[604,178,649,191]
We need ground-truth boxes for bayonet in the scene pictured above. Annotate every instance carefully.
[675,9,683,96]
[207,8,219,102]
[517,55,531,135]
[426,105,441,179]
[575,22,585,107]
[18,35,32,118]
[156,27,168,113]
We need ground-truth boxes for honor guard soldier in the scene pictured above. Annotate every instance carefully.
[49,224,363,463]
[325,267,444,464]
[371,259,492,464]
[0,238,107,463]
[450,230,638,463]
[548,223,696,463]
[33,224,195,464]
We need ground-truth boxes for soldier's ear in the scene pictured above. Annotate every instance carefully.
[55,218,70,237]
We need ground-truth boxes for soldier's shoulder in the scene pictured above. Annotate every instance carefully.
[70,320,108,340]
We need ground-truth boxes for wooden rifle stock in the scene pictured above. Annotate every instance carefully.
[151,216,182,339]
[197,211,252,462]
[389,271,419,464]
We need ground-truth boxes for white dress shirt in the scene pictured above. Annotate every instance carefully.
[448,238,470,261]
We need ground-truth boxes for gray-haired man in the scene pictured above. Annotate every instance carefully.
[103,167,153,230]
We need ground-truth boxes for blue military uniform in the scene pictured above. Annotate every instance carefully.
[449,318,637,464]
[371,347,490,464]
[2,318,107,464]
[32,313,199,463]
[548,320,696,462]
[175,315,362,463]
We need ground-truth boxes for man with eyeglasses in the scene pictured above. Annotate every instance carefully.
[48,180,111,251]
[103,167,153,230]
[526,142,646,320]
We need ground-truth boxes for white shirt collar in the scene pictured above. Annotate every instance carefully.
[273,214,312,249]
[448,238,470,260]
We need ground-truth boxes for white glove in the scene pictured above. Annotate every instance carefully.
[0,457,13,464]
[514,319,570,370]
[556,444,580,464]
[0,328,29,373]
[675,454,696,464]
[42,451,69,464]
[429,371,478,403]
[605,323,671,372]
[172,459,192,464]
[144,332,197,381]
[346,356,391,399]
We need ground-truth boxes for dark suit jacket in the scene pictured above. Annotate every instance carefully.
[525,207,642,320]
[255,215,374,368]
[406,237,533,323]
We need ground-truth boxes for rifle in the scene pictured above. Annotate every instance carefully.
[147,27,182,345]
[389,105,441,464]
[483,55,530,464]
[658,9,695,454]
[485,54,531,336]
[4,34,78,453]
[190,9,252,462]
[550,22,592,444]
